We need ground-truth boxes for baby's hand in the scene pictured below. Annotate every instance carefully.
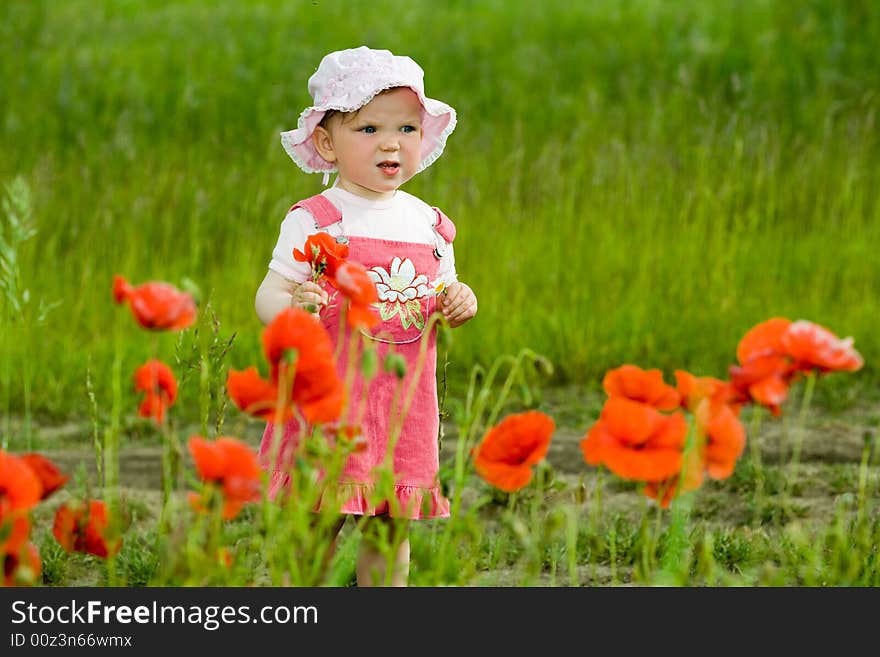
[292,281,329,315]
[438,282,477,328]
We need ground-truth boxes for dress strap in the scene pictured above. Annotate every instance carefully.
[291,195,343,229]
[430,207,456,259]
[432,207,456,243]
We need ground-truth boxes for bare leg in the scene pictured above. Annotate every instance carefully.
[320,516,348,573]
[356,516,410,587]
[287,515,345,586]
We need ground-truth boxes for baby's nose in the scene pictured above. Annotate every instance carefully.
[380,137,400,151]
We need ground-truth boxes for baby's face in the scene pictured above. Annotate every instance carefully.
[321,87,424,200]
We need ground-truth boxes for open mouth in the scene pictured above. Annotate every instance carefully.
[377,161,400,176]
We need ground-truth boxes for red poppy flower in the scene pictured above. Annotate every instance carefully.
[580,397,689,482]
[226,367,291,422]
[781,320,863,374]
[674,370,736,413]
[113,274,197,331]
[1,451,42,556]
[643,447,705,508]
[2,541,41,586]
[133,360,177,423]
[293,232,349,280]
[52,500,121,558]
[332,261,381,329]
[300,377,346,425]
[0,450,43,519]
[728,318,798,415]
[695,398,746,480]
[602,364,681,411]
[346,301,381,329]
[736,317,791,364]
[0,515,31,559]
[261,307,344,424]
[473,411,555,492]
[19,454,68,500]
[729,353,792,416]
[188,436,262,520]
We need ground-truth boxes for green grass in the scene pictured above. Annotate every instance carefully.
[1,0,879,426]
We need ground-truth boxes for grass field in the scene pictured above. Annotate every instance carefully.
[2,0,878,425]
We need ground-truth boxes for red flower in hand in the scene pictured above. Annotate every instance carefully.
[473,411,555,492]
[188,436,262,520]
[293,232,349,281]
[52,500,121,558]
[113,275,197,331]
[332,261,380,329]
[133,360,178,423]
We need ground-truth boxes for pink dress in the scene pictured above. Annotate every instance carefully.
[259,195,454,519]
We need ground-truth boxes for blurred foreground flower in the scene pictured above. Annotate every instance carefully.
[1,450,43,557]
[473,411,555,492]
[228,307,344,424]
[2,451,67,584]
[19,453,68,500]
[333,261,381,329]
[2,541,41,586]
[226,366,290,423]
[133,359,178,424]
[188,436,261,520]
[113,274,197,331]
[53,500,121,558]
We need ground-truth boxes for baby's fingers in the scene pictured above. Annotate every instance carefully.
[293,282,329,311]
[442,296,477,328]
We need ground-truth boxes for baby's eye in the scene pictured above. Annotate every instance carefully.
[400,125,417,133]
[359,126,376,134]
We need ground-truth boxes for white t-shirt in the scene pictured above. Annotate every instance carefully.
[268,185,457,285]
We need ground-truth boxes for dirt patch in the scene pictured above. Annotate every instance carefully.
[9,389,879,531]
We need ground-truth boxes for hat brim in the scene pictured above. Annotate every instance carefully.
[280,87,457,175]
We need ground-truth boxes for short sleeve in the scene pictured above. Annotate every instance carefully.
[268,208,315,283]
[431,206,458,286]
[437,242,458,286]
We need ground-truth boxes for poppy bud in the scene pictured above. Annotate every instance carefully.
[383,353,407,379]
[360,346,379,380]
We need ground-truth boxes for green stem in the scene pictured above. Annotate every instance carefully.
[565,505,579,587]
[747,405,765,526]
[1,305,9,450]
[856,435,871,525]
[789,371,816,470]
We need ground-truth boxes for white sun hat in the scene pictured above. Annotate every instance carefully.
[280,46,457,182]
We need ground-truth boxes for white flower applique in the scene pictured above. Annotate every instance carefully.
[367,257,431,330]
